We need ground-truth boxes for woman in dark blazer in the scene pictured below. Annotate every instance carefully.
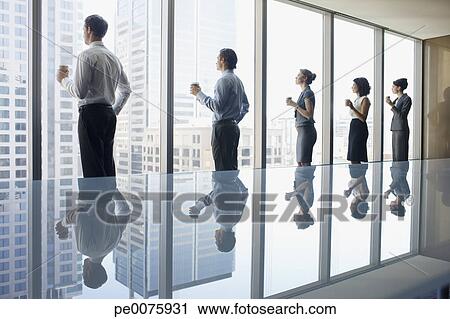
[386,78,412,161]
[286,69,317,167]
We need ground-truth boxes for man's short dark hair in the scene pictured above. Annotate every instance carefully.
[85,15,108,38]
[83,259,108,289]
[216,231,236,253]
[219,48,238,70]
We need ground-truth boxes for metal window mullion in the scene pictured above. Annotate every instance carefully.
[160,0,174,174]
[318,165,333,282]
[322,12,333,165]
[413,40,423,160]
[159,0,175,299]
[317,12,334,283]
[410,159,421,254]
[369,29,384,265]
[370,162,383,265]
[251,168,266,299]
[251,0,267,298]
[373,28,384,161]
[253,0,267,169]
[29,0,43,299]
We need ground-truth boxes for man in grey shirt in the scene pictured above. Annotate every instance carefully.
[190,48,249,171]
[57,15,131,178]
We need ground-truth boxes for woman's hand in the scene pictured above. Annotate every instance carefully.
[345,99,354,109]
[385,96,394,106]
[286,97,297,108]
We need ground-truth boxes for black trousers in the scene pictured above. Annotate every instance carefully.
[78,105,117,178]
[211,121,240,171]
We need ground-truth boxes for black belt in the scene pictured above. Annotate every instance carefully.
[78,103,112,112]
[213,119,237,126]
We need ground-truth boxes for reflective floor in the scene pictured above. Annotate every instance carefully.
[0,159,449,298]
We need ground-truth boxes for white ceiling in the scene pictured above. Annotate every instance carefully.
[300,0,450,39]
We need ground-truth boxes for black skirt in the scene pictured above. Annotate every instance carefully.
[392,129,409,161]
[347,119,369,162]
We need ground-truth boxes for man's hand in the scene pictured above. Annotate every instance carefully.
[344,189,352,198]
[188,205,201,218]
[190,83,201,96]
[57,69,69,84]
[55,221,69,240]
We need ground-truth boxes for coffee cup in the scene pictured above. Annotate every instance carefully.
[59,65,69,73]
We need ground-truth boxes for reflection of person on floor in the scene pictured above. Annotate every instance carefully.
[285,166,316,229]
[188,171,248,252]
[344,164,370,219]
[384,162,411,217]
[427,87,450,158]
[426,160,450,208]
[55,177,131,289]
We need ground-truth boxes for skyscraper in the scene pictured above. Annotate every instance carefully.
[0,0,29,299]
[40,0,85,298]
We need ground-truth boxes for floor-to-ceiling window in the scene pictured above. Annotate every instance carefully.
[383,32,416,161]
[173,0,255,173]
[266,0,323,167]
[333,18,375,164]
[40,0,162,298]
[0,0,30,299]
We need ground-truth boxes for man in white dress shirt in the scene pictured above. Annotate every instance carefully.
[57,15,131,178]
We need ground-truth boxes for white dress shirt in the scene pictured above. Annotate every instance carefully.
[61,41,131,115]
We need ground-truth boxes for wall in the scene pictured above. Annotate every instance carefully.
[423,35,450,160]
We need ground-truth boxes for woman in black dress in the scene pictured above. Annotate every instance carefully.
[286,69,317,166]
[385,78,412,161]
[345,78,371,164]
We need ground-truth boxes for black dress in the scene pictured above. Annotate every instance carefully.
[347,96,370,162]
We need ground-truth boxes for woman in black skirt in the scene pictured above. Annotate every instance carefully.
[386,78,412,161]
[345,78,371,164]
[286,69,317,166]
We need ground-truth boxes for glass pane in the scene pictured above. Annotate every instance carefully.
[333,18,375,163]
[331,163,373,276]
[383,33,415,161]
[40,174,160,298]
[42,0,161,179]
[0,0,30,299]
[173,0,255,172]
[172,170,253,298]
[264,166,321,296]
[380,161,415,261]
[267,1,323,167]
[40,0,161,298]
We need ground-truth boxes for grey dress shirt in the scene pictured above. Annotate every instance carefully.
[62,41,131,115]
[196,69,249,124]
[390,93,412,131]
[295,86,316,127]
